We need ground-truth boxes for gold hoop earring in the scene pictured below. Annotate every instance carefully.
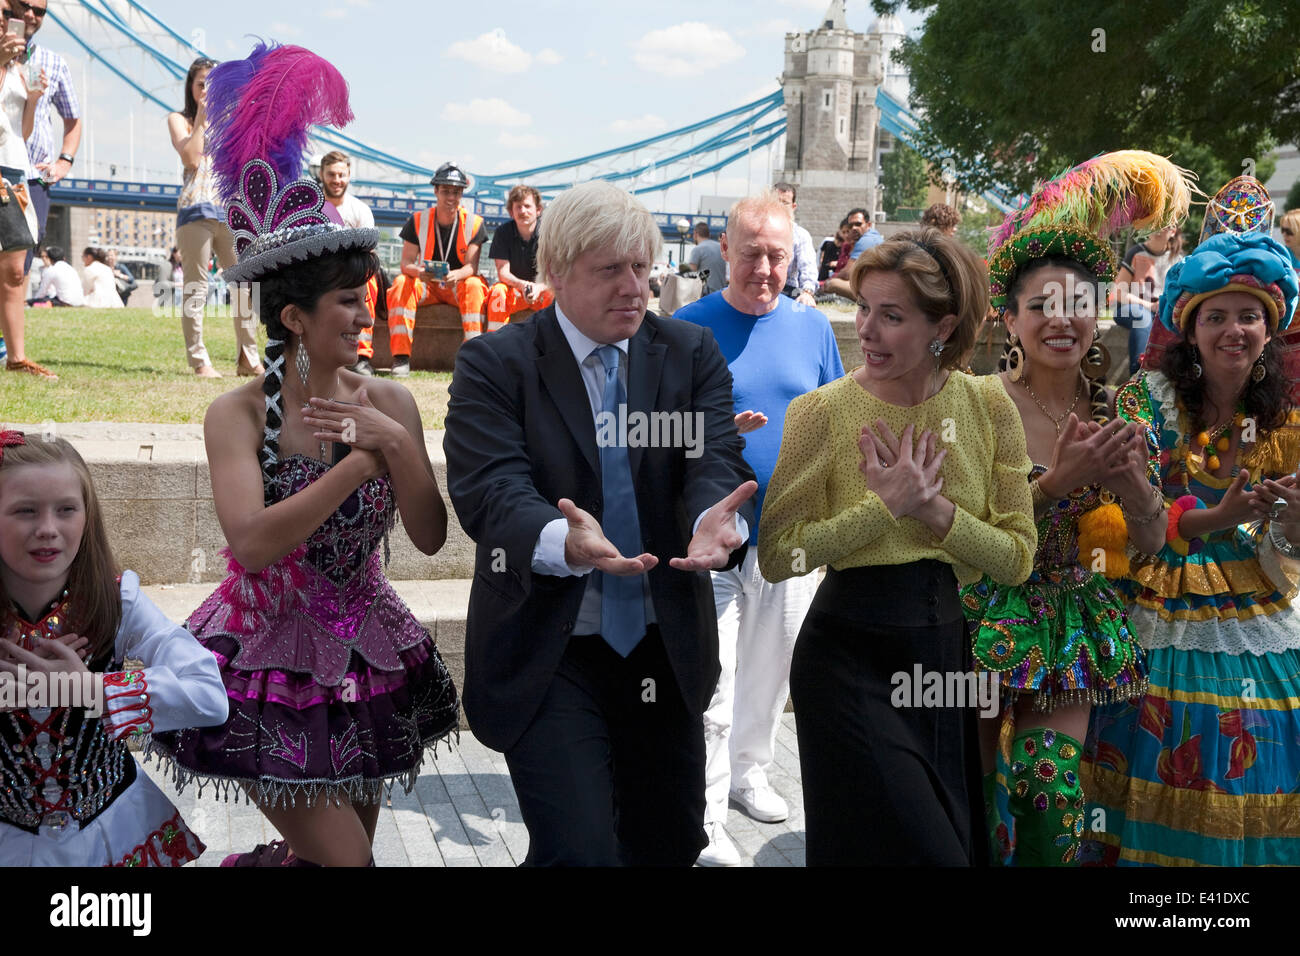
[1082,341,1111,381]
[1005,332,1025,383]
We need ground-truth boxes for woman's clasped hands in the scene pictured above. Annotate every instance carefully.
[859,420,949,526]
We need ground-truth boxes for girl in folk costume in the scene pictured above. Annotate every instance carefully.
[150,43,459,867]
[0,433,227,866]
[1082,219,1300,865]
[964,151,1194,865]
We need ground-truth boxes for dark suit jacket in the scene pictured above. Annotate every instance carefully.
[444,306,756,753]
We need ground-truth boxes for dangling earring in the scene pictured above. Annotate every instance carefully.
[1190,344,1202,379]
[929,337,946,365]
[1005,331,1025,383]
[1252,355,1267,383]
[1082,341,1111,381]
[296,334,310,388]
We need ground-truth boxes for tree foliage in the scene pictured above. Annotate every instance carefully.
[874,0,1298,202]
[881,144,930,216]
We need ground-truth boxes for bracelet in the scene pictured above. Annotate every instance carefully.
[1121,486,1165,526]
[1269,520,1300,560]
[1165,494,1206,555]
[57,152,74,165]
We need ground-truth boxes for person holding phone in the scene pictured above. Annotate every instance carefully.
[386,161,489,374]
[4,0,79,275]
[0,9,50,378]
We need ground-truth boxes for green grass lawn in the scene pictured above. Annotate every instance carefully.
[1,306,452,427]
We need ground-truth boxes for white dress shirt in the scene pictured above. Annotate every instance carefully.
[529,305,747,634]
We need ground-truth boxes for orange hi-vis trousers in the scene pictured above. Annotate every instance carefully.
[388,273,489,348]
[357,274,381,359]
[487,283,553,331]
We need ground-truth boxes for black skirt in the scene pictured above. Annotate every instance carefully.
[790,560,985,866]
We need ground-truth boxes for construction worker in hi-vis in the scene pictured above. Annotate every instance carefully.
[386,162,489,376]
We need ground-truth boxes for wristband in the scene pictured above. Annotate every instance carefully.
[57,152,74,166]
[1165,494,1205,555]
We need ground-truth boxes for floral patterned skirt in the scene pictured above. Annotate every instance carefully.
[1081,644,1300,865]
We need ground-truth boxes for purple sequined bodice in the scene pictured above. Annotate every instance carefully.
[266,455,394,584]
[186,452,425,686]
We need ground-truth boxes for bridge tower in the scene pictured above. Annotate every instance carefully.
[777,0,885,240]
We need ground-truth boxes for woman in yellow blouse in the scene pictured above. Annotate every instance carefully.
[759,228,1037,865]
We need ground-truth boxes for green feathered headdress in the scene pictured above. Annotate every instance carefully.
[987,150,1196,311]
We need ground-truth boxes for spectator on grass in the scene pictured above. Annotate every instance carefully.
[81,246,122,309]
[167,56,260,378]
[28,245,82,307]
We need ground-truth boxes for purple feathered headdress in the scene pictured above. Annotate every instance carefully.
[206,40,378,283]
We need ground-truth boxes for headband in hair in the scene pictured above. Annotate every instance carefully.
[907,239,956,300]
[0,430,25,465]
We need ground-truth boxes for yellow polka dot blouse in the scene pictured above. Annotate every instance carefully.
[758,371,1037,587]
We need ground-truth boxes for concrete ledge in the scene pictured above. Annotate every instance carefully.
[366,303,535,373]
[16,424,473,586]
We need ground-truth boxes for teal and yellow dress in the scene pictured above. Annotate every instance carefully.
[962,467,1149,865]
[1082,369,1300,866]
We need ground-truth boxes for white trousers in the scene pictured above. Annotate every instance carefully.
[703,549,818,824]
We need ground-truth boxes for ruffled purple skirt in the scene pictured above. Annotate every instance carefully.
[151,548,458,807]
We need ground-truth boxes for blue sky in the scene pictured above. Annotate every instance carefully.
[40,0,922,211]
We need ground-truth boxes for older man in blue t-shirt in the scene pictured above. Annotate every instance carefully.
[675,192,844,866]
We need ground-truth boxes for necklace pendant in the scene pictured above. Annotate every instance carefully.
[319,440,328,463]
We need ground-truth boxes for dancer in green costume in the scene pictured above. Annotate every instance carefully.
[963,151,1193,864]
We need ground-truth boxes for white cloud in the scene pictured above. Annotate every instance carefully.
[741,17,799,36]
[268,21,303,38]
[632,23,744,76]
[609,114,669,136]
[346,0,372,6]
[498,131,546,150]
[322,8,346,18]
[441,98,531,127]
[493,159,526,173]
[446,29,560,74]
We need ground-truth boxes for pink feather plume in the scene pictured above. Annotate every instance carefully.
[206,41,353,204]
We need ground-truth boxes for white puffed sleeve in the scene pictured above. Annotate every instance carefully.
[100,571,228,741]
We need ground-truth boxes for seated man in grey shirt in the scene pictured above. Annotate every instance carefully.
[681,221,726,294]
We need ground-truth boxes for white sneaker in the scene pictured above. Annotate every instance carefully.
[696,822,742,867]
[730,786,788,823]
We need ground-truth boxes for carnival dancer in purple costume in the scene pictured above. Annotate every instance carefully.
[151,42,458,867]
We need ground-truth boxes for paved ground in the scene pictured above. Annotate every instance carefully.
[140,713,806,867]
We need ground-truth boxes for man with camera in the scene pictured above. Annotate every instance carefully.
[387,162,489,375]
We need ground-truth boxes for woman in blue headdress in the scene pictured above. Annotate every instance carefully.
[1084,230,1300,865]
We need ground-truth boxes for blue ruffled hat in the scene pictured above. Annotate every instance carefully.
[1157,231,1299,334]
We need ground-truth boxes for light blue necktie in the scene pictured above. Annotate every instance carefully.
[594,345,646,656]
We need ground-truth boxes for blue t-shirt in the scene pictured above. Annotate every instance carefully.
[851,227,884,258]
[675,292,844,545]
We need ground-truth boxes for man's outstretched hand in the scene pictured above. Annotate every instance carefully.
[669,480,758,571]
[559,498,658,575]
